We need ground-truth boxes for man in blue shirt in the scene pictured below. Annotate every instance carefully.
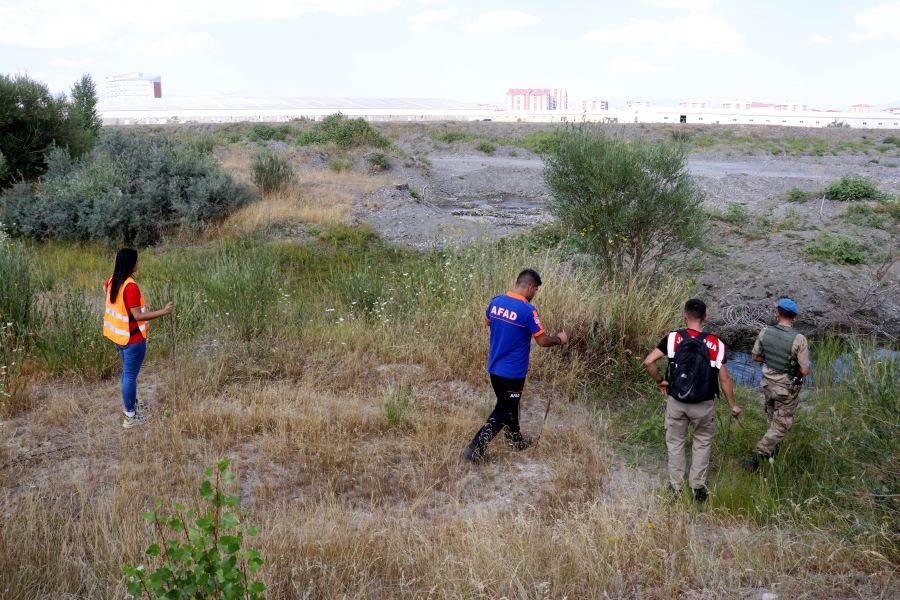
[463,269,569,463]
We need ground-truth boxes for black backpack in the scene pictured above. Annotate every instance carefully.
[667,330,713,403]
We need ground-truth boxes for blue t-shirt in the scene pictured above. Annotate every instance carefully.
[485,293,545,379]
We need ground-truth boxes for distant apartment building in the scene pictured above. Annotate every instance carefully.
[105,73,161,98]
[775,102,809,111]
[581,98,609,111]
[506,88,568,111]
[848,103,875,113]
[625,100,650,109]
[679,100,706,109]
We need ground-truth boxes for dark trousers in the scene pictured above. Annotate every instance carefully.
[470,374,527,450]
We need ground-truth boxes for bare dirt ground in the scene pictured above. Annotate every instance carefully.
[354,123,900,342]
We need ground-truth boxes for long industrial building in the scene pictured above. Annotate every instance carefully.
[99,96,900,129]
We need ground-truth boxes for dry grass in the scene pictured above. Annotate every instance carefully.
[1,352,895,599]
[226,169,393,232]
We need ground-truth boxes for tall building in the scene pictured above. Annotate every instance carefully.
[506,88,568,111]
[105,73,161,98]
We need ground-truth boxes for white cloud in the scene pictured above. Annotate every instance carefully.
[49,58,96,67]
[0,0,402,49]
[606,58,657,73]
[409,7,459,31]
[810,34,830,45]
[646,0,718,8]
[848,2,900,42]
[465,9,541,33]
[585,12,745,52]
[134,32,219,57]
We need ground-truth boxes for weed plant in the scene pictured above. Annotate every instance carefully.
[824,175,882,201]
[368,152,391,171]
[251,149,293,193]
[804,232,869,265]
[475,141,496,155]
[296,114,391,149]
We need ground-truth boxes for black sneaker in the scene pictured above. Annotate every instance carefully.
[693,486,709,503]
[462,442,485,464]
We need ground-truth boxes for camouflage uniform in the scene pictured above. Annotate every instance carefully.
[751,324,810,456]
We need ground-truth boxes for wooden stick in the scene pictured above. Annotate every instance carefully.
[167,280,177,408]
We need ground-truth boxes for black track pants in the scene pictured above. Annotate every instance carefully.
[470,374,527,450]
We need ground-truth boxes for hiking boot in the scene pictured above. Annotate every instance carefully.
[742,451,768,472]
[505,432,534,451]
[462,442,485,464]
[122,413,148,429]
[693,486,709,503]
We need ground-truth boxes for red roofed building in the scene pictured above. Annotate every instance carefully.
[506,88,568,111]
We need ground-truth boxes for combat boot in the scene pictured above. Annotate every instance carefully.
[742,450,769,472]
[505,431,534,451]
[462,441,486,464]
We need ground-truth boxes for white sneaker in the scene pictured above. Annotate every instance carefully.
[122,413,148,429]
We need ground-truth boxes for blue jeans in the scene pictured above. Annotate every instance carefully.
[116,341,146,414]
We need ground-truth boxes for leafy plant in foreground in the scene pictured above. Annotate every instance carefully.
[124,459,265,599]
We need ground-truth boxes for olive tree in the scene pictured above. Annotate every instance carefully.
[544,126,707,278]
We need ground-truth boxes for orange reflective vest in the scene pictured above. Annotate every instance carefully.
[102,277,148,345]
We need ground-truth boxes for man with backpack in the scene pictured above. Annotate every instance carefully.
[743,298,811,471]
[643,299,742,502]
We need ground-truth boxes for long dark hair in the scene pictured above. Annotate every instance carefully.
[109,248,138,303]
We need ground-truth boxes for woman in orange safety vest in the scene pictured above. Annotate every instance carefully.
[103,249,174,429]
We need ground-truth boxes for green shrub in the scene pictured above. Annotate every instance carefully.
[804,232,868,264]
[368,152,391,171]
[517,130,567,155]
[882,134,900,147]
[251,149,293,193]
[247,123,278,142]
[824,175,881,201]
[843,203,886,229]
[1,131,254,246]
[124,459,265,600]
[669,130,692,144]
[721,202,749,224]
[475,141,496,155]
[296,114,391,149]
[435,131,476,144]
[224,131,242,144]
[787,187,812,202]
[544,126,707,277]
[328,156,352,173]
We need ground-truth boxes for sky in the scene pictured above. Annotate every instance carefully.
[2,0,899,109]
